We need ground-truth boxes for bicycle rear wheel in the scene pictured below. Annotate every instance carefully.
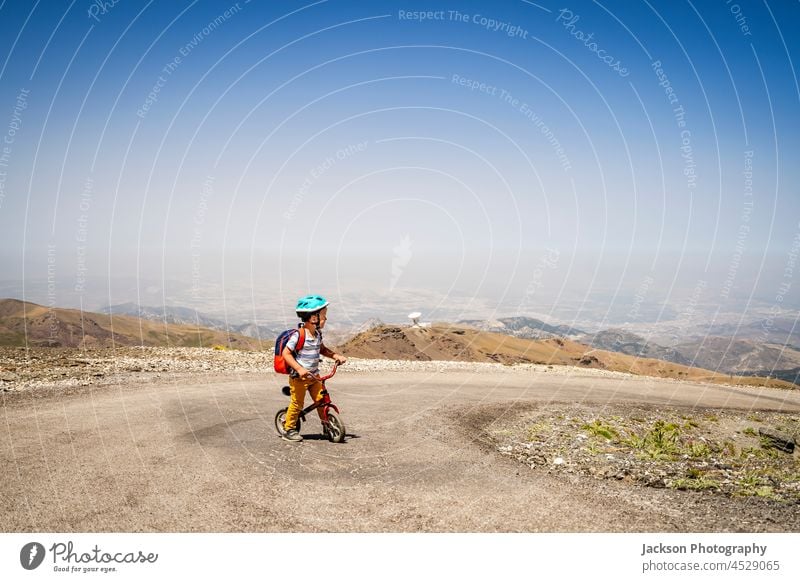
[275,408,301,436]
[324,410,346,443]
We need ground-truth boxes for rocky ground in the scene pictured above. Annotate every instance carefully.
[3,346,798,510]
[486,403,800,504]
[0,345,645,395]
[0,346,271,393]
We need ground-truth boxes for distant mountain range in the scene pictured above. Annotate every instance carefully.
[101,302,283,343]
[3,299,797,386]
[0,299,259,349]
[673,336,800,385]
[579,329,799,385]
[461,316,800,386]
[704,320,800,346]
[458,316,584,340]
[577,328,692,366]
[341,323,796,390]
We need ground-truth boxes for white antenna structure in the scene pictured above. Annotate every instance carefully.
[408,312,422,327]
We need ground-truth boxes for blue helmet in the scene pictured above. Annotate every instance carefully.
[295,294,329,313]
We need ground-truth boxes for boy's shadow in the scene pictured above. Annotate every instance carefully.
[301,433,361,442]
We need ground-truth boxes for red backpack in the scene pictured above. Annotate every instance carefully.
[273,327,306,374]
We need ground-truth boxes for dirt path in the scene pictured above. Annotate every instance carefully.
[2,368,799,532]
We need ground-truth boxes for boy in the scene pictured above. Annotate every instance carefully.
[281,294,346,442]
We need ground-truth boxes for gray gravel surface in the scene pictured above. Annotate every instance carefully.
[2,355,799,532]
[0,346,644,394]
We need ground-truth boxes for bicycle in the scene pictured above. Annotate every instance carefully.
[274,363,346,443]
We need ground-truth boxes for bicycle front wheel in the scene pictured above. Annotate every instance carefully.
[324,410,346,443]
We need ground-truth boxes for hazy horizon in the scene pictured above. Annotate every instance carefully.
[1,1,798,338]
[3,248,797,332]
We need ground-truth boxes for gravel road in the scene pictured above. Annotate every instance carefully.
[2,361,799,532]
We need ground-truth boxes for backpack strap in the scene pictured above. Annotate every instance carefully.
[295,326,306,352]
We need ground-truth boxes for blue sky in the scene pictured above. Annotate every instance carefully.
[0,0,798,321]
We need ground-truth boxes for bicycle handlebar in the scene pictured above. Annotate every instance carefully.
[308,362,339,382]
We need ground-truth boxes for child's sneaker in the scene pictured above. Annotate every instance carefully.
[282,429,303,442]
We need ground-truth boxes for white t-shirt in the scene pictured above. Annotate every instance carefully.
[285,328,322,375]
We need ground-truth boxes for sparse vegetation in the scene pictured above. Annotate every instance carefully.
[493,405,800,503]
[688,441,712,458]
[623,420,682,460]
[722,440,737,456]
[759,436,782,452]
[582,419,619,441]
[671,474,720,491]
[525,423,547,441]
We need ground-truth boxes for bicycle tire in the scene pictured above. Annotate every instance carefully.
[275,408,301,436]
[324,410,346,443]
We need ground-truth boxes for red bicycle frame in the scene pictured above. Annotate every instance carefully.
[295,363,340,424]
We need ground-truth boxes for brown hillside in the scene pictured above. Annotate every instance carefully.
[342,324,796,390]
[676,335,800,373]
[0,298,258,349]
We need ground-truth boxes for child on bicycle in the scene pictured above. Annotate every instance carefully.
[281,294,346,442]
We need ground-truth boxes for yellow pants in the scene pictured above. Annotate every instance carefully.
[284,375,325,431]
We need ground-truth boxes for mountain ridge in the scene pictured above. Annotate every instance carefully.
[342,323,796,389]
[3,299,797,386]
[0,298,259,349]
[101,302,283,341]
